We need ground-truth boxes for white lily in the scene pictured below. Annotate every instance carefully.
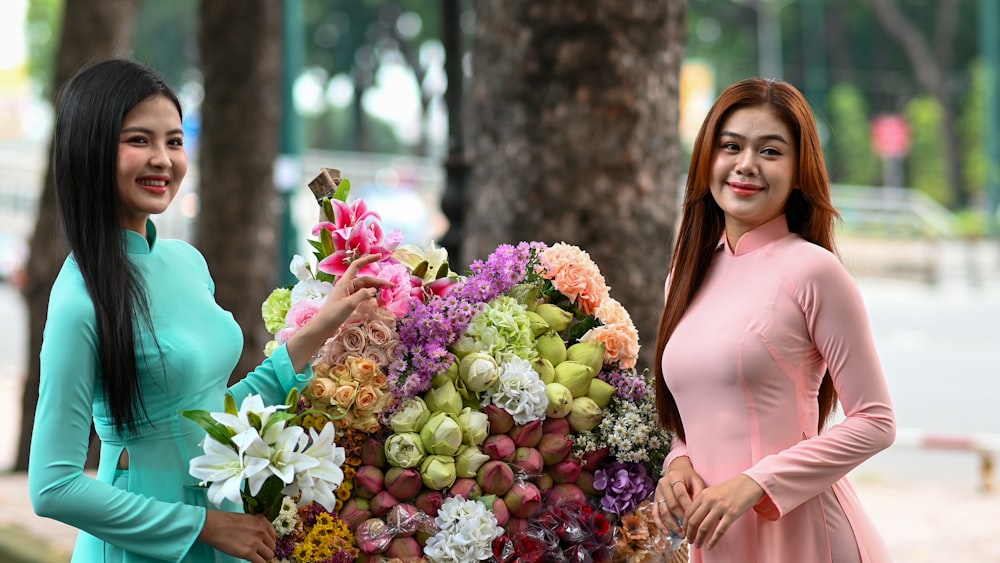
[189,433,269,508]
[282,423,345,511]
[209,394,287,435]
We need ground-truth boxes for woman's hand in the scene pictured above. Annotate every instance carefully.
[683,473,764,550]
[198,510,276,563]
[652,456,705,538]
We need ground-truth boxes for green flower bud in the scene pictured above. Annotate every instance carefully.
[525,311,550,338]
[454,445,491,478]
[545,383,574,418]
[535,332,567,366]
[420,412,464,456]
[459,353,500,393]
[566,341,606,376]
[431,355,460,388]
[384,432,426,468]
[553,361,594,398]
[535,304,573,333]
[390,396,431,433]
[457,407,490,446]
[420,454,458,491]
[424,380,463,415]
[449,336,477,359]
[568,396,604,432]
[532,358,555,385]
[586,378,616,409]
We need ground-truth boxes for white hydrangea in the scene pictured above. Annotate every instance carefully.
[423,497,503,562]
[482,357,548,424]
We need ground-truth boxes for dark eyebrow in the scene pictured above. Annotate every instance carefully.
[120,126,184,136]
[718,130,790,146]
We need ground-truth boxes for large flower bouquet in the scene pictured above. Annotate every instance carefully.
[191,170,684,562]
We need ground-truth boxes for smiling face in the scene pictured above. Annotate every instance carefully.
[116,95,187,234]
[709,104,797,248]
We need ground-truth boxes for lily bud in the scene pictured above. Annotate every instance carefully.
[355,518,392,554]
[531,357,555,385]
[384,432,426,468]
[550,457,583,484]
[477,459,515,496]
[544,382,574,418]
[420,412,464,456]
[536,304,573,333]
[423,380,462,415]
[509,419,543,448]
[459,352,500,392]
[448,477,483,500]
[503,481,542,519]
[568,396,604,431]
[369,489,400,517]
[545,483,586,506]
[525,311,550,337]
[454,444,491,478]
[389,396,431,434]
[566,341,606,376]
[339,497,372,530]
[586,378,616,409]
[484,404,515,435]
[353,465,385,499]
[535,332,567,366]
[537,433,573,466]
[512,447,544,476]
[457,407,490,446]
[420,454,458,491]
[542,417,571,436]
[482,434,516,462]
[553,361,594,398]
[414,490,445,518]
[384,466,423,501]
[360,436,387,468]
[385,536,422,560]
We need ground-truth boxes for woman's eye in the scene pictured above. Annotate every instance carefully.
[721,142,740,152]
[168,138,184,147]
[761,147,781,156]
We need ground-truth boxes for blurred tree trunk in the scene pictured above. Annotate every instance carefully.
[463,0,686,373]
[16,0,140,471]
[197,1,283,384]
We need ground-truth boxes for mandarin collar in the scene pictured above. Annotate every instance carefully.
[124,220,157,255]
[718,214,790,256]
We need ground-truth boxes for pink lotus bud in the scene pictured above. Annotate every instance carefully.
[339,497,372,531]
[580,446,610,471]
[384,536,422,560]
[477,460,515,496]
[369,490,400,517]
[503,480,542,519]
[360,436,387,467]
[414,490,445,518]
[576,470,599,496]
[354,465,385,499]
[448,477,483,500]
[537,433,573,466]
[542,416,571,436]
[385,503,421,537]
[532,473,554,493]
[550,457,583,483]
[482,434,516,462]
[355,518,392,554]
[512,447,544,476]
[384,466,422,501]
[505,517,528,538]
[490,496,511,526]
[484,404,515,434]
[509,419,543,448]
[545,483,586,506]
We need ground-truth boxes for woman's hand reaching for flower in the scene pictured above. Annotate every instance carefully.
[198,511,276,563]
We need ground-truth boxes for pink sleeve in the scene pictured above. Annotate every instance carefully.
[743,254,895,520]
[663,435,690,474]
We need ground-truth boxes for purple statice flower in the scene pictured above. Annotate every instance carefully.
[597,366,648,402]
[593,461,655,516]
[274,536,295,559]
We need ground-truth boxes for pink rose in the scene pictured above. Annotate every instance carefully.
[365,320,395,347]
[340,326,367,353]
[285,300,322,329]
[371,261,415,318]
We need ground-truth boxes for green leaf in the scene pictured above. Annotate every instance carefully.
[247,411,263,431]
[308,239,324,253]
[320,227,335,256]
[321,197,335,222]
[285,388,300,409]
[180,410,236,446]
[333,178,351,202]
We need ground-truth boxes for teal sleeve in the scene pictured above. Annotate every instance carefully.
[28,272,206,562]
[228,342,314,406]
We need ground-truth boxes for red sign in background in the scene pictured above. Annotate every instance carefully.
[871,114,911,158]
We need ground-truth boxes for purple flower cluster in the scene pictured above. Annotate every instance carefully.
[389,242,548,398]
[597,367,649,402]
[593,461,655,516]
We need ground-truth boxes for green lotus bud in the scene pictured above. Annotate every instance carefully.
[566,341,605,376]
[532,357,555,385]
[586,378,616,409]
[390,396,431,434]
[431,355,459,388]
[420,412,464,456]
[553,361,594,398]
[424,380,463,415]
[535,304,573,333]
[449,336,477,359]
[545,383,574,418]
[459,353,500,393]
[454,445,491,478]
[420,454,458,491]
[525,311,550,338]
[384,432,426,468]
[457,407,490,446]
[567,396,604,432]
[535,332,567,366]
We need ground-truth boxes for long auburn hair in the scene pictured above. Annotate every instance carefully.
[654,78,840,442]
[53,59,181,436]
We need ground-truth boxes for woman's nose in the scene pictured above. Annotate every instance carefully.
[735,151,757,176]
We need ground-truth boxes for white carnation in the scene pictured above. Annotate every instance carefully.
[424,497,503,562]
[482,357,548,424]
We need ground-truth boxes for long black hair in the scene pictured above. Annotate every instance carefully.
[53,59,182,436]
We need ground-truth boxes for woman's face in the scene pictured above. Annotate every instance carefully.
[709,104,797,247]
[116,95,187,234]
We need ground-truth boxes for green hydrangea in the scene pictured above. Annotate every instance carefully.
[465,296,537,364]
[261,288,292,334]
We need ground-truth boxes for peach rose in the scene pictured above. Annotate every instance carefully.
[330,363,352,382]
[581,322,640,369]
[307,377,335,404]
[538,243,609,315]
[349,357,380,383]
[330,382,360,407]
[354,385,383,412]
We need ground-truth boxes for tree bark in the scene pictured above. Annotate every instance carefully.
[197,1,283,385]
[463,0,686,373]
[16,0,140,472]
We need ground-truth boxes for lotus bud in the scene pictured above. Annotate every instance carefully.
[542,417,571,436]
[355,518,392,554]
[457,407,490,446]
[369,489,399,517]
[449,336,477,359]
[389,397,431,434]
[576,470,599,496]
[353,465,385,499]
[509,419,543,448]
[580,446,610,471]
[536,303,573,333]
[545,483,586,506]
[550,457,583,484]
[384,466,423,501]
[454,444,491,478]
[360,436,387,468]
[483,404,515,435]
[448,477,483,500]
[568,396,603,432]
[423,379,463,415]
[532,473,554,493]
[414,490,445,518]
[531,357,555,384]
[384,432,426,468]
[476,460,515,496]
[512,447,544,476]
[482,434,516,462]
[535,332,567,366]
[525,311,549,337]
[420,412,464,456]
[459,352,500,392]
[567,341,606,376]
[490,496,511,526]
[544,382,574,418]
[384,536,422,560]
[586,378,616,409]
[339,497,372,530]
[431,357,459,388]
[503,481,542,519]
[553,361,594,398]
[537,433,573,466]
[419,454,457,491]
